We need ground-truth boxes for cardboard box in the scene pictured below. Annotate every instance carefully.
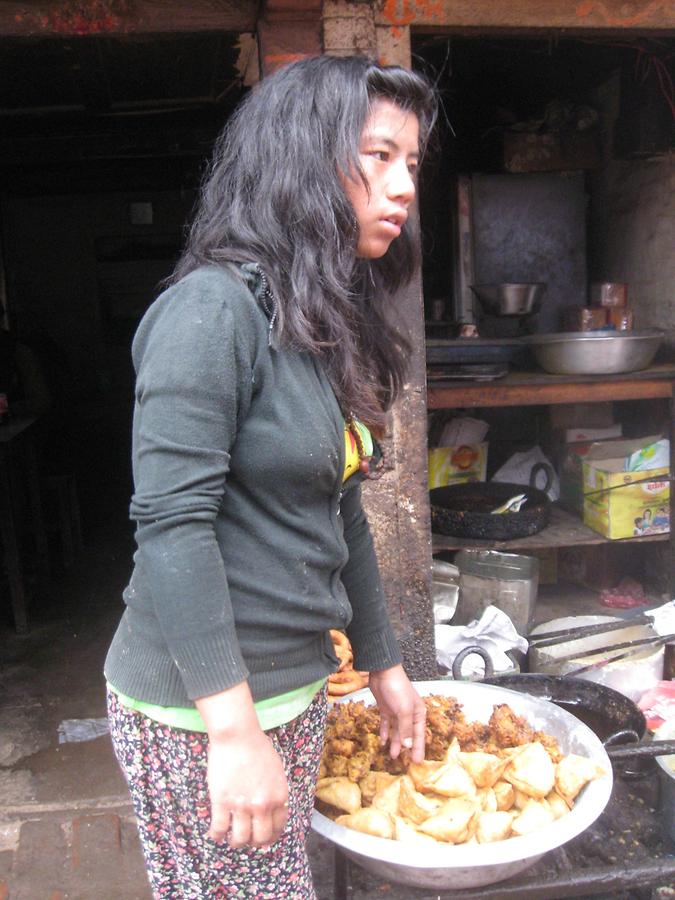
[549,403,614,430]
[582,436,670,539]
[565,425,622,443]
[428,443,487,490]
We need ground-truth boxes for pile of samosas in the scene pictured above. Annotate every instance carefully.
[315,695,605,846]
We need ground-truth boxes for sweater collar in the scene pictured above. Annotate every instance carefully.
[240,262,278,347]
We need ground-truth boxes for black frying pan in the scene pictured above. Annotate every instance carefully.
[430,481,550,540]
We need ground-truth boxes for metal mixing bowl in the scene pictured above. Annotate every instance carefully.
[312,680,612,890]
[471,283,546,316]
[522,328,664,375]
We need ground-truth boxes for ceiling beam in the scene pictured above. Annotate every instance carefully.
[0,0,257,37]
[376,0,675,34]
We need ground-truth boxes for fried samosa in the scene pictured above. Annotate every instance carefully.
[417,798,479,843]
[504,742,555,799]
[315,776,361,814]
[336,807,395,839]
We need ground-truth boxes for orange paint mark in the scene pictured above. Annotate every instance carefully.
[575,0,670,28]
[381,0,443,38]
[264,52,312,64]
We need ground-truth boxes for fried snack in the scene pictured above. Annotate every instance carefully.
[398,776,444,824]
[504,742,556,799]
[459,751,508,789]
[417,798,479,843]
[371,776,404,816]
[422,760,477,799]
[408,759,443,792]
[359,771,398,805]
[511,798,556,836]
[330,629,353,671]
[477,787,498,812]
[555,754,605,806]
[545,790,570,820]
[328,669,369,697]
[327,631,370,698]
[315,777,361,814]
[392,815,440,844]
[336,807,395,839]
[493,780,516,812]
[317,695,605,849]
[476,810,515,844]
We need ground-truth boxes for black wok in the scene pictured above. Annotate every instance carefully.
[430,482,550,540]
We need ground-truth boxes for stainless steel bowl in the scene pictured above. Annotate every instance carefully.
[471,283,546,316]
[522,329,664,375]
[312,680,612,890]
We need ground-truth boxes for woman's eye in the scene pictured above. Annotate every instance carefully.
[367,149,389,162]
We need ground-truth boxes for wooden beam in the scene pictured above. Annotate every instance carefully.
[258,4,321,76]
[376,0,675,34]
[0,0,257,37]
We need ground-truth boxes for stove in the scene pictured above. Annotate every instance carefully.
[331,756,675,900]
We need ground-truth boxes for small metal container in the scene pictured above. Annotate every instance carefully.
[471,282,546,317]
[522,329,664,375]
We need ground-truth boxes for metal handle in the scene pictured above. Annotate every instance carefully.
[603,728,640,748]
[452,645,495,680]
[529,461,553,493]
[606,738,675,761]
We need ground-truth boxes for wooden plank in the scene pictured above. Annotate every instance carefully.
[0,1,257,37]
[376,0,675,33]
[431,504,670,553]
[427,365,675,409]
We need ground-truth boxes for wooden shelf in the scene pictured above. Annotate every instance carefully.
[432,504,670,553]
[427,364,675,409]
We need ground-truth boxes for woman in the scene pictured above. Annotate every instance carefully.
[105,54,437,898]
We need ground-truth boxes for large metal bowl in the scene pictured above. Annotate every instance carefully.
[471,283,546,316]
[522,329,664,375]
[312,680,612,890]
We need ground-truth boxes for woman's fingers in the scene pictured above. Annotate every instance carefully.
[209,799,288,848]
[208,803,231,842]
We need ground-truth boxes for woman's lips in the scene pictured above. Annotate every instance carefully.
[378,217,402,238]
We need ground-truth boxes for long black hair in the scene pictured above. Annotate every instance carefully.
[172,55,437,430]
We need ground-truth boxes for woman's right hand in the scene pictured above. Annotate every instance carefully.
[196,682,289,849]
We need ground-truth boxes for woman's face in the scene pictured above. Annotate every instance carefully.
[344,99,420,259]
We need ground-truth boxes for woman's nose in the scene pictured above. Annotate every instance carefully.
[387,160,416,205]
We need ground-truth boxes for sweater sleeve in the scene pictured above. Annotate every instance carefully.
[128,270,257,700]
[339,481,403,672]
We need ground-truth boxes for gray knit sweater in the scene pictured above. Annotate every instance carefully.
[104,264,402,706]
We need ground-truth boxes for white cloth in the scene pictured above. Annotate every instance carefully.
[435,605,529,677]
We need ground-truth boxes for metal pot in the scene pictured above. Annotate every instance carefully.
[430,482,550,540]
[521,329,664,375]
[529,615,664,703]
[312,680,612,890]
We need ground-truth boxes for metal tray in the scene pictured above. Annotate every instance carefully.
[426,338,528,367]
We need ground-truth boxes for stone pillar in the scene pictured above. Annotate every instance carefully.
[322,2,436,679]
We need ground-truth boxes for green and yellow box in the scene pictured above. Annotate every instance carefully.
[582,437,670,540]
[428,443,488,490]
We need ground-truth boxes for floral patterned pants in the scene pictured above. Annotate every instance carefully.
[107,688,327,899]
